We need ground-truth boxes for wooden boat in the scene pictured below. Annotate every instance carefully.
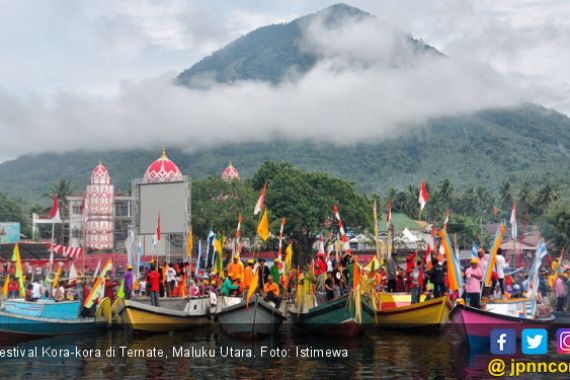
[0,298,110,343]
[450,302,554,351]
[115,296,210,333]
[215,295,285,339]
[364,296,449,331]
[379,293,426,310]
[289,294,363,337]
[1,299,81,320]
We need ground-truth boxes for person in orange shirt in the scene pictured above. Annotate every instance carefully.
[262,276,281,307]
[243,259,254,291]
[227,255,244,282]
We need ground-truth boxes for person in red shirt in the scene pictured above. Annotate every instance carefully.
[104,275,119,301]
[148,264,160,307]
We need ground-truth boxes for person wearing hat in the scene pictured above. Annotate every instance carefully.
[227,255,244,283]
[270,258,281,291]
[257,258,270,289]
[465,257,483,309]
[243,259,254,294]
[124,265,133,299]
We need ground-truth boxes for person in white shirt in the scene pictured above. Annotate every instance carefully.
[491,248,507,297]
[30,280,43,300]
[166,265,177,296]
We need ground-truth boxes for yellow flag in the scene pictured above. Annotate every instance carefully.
[187,227,193,259]
[3,275,10,297]
[246,269,259,308]
[257,209,270,241]
[285,243,293,275]
[53,266,62,289]
[11,243,25,297]
[214,237,223,255]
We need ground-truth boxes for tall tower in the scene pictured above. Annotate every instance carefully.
[86,162,115,250]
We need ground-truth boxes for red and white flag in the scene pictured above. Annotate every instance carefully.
[152,212,161,250]
[49,195,61,222]
[235,213,242,241]
[277,218,286,260]
[418,181,429,211]
[510,202,518,239]
[386,198,392,227]
[253,182,267,215]
[332,204,347,242]
[443,209,450,230]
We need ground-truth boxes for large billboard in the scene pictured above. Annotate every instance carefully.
[138,181,189,235]
[0,222,20,243]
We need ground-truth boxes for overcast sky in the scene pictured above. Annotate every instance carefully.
[0,0,568,161]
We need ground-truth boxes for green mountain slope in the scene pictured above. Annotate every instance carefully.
[1,104,569,204]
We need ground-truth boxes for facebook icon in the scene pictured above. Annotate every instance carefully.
[491,329,516,355]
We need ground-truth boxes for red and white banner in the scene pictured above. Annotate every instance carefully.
[386,198,392,227]
[48,243,82,259]
[332,204,351,254]
[277,217,285,260]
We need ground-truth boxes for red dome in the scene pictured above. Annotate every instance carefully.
[222,162,240,181]
[91,161,110,184]
[143,147,183,183]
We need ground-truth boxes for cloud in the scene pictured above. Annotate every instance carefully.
[0,5,528,161]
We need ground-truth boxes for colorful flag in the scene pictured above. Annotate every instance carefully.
[152,211,161,251]
[195,240,203,277]
[284,243,293,276]
[483,223,505,287]
[52,265,62,289]
[49,195,61,221]
[92,259,101,280]
[11,243,25,297]
[418,181,429,211]
[2,275,9,297]
[277,218,286,261]
[246,269,259,309]
[187,227,193,259]
[443,209,450,229]
[510,202,518,239]
[386,198,392,227]
[69,262,78,282]
[236,213,242,241]
[84,258,113,308]
[472,242,479,258]
[254,182,267,215]
[257,209,270,241]
[439,229,463,292]
[353,259,360,290]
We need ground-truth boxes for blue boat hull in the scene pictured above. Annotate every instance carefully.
[3,299,81,320]
[0,311,100,337]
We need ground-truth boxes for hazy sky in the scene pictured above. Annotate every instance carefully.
[0,1,568,161]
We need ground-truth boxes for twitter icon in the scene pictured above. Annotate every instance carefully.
[522,329,548,355]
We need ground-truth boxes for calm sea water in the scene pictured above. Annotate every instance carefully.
[0,325,568,379]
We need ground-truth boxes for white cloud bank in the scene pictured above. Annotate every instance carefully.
[0,6,528,161]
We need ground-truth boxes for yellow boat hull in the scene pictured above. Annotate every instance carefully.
[379,293,426,310]
[120,299,209,333]
[375,296,449,330]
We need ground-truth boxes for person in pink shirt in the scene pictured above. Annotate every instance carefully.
[554,274,567,311]
[465,257,483,308]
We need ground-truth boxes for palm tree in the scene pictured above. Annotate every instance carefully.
[437,178,455,210]
[536,182,561,214]
[517,181,533,212]
[499,181,513,211]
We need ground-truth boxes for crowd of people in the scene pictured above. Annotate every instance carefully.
[2,246,569,316]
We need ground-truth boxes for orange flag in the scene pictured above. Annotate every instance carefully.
[246,269,259,309]
[353,260,360,289]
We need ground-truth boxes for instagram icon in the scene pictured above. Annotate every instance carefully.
[557,329,570,354]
